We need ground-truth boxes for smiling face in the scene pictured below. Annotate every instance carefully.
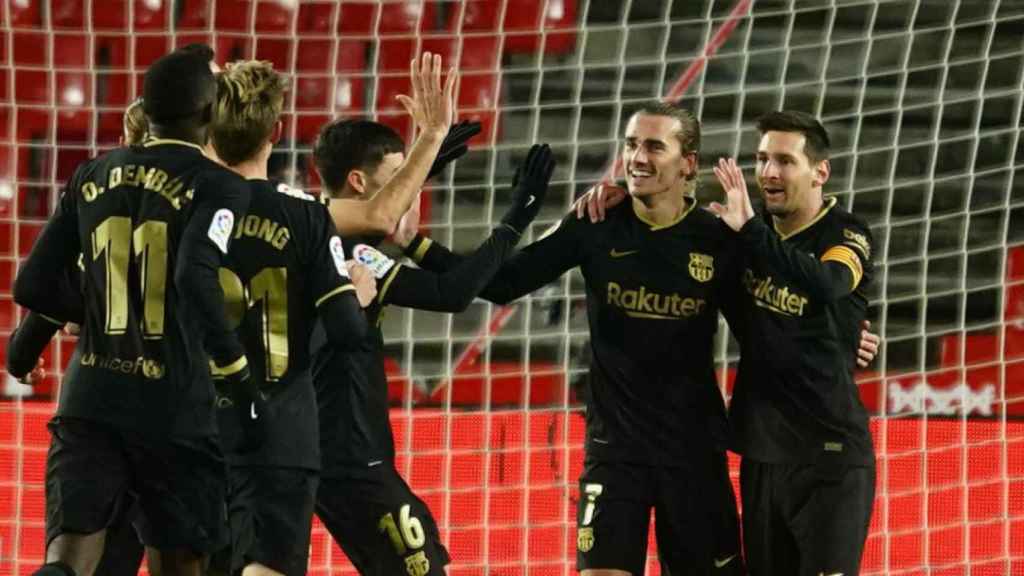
[621,112,697,199]
[755,130,830,218]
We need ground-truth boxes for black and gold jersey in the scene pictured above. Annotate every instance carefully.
[218,180,360,470]
[727,196,875,466]
[313,224,523,474]
[14,139,249,438]
[312,234,394,473]
[413,198,741,466]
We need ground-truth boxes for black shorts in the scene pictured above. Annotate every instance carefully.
[316,464,450,576]
[575,451,742,576]
[45,417,228,555]
[95,499,145,576]
[740,457,875,576]
[221,466,318,576]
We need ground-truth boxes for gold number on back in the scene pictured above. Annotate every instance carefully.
[91,216,167,336]
[218,267,289,381]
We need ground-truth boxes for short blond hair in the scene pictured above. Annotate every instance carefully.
[123,98,148,145]
[211,60,287,166]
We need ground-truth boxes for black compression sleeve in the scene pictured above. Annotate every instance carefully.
[739,216,855,302]
[383,226,521,312]
[407,217,583,305]
[5,313,62,379]
[318,290,369,350]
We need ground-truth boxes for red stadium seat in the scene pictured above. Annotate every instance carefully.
[337,1,376,36]
[133,35,172,69]
[255,0,294,32]
[214,0,252,32]
[14,70,50,105]
[13,32,48,66]
[503,0,577,56]
[9,0,43,29]
[177,0,213,30]
[51,0,85,29]
[91,0,126,30]
[297,2,334,34]
[254,37,292,72]
[132,0,169,31]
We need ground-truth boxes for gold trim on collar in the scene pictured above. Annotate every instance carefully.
[774,196,837,240]
[143,138,205,153]
[635,195,697,231]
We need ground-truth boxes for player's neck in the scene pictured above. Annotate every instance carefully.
[228,142,272,181]
[631,189,687,227]
[772,189,824,236]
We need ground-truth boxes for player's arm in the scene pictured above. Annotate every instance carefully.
[5,312,62,381]
[307,206,369,348]
[326,53,455,236]
[175,170,251,378]
[405,213,584,305]
[13,171,84,323]
[711,157,870,301]
[381,144,555,311]
[740,216,870,301]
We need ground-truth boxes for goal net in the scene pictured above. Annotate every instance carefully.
[1,0,1022,574]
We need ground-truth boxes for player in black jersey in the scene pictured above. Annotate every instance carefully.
[403,102,744,576]
[11,48,250,576]
[310,118,554,576]
[206,60,374,576]
[711,111,876,576]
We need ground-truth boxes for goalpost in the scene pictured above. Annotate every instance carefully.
[0,1,1021,574]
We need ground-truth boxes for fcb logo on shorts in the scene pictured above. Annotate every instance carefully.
[404,551,430,576]
[577,527,595,552]
[688,252,714,282]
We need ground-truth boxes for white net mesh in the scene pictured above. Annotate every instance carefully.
[1,0,1022,574]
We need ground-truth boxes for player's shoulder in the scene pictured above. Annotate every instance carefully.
[821,197,874,260]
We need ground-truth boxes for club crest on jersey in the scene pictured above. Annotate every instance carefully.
[208,209,234,254]
[353,244,397,280]
[688,252,714,283]
[329,236,349,278]
[577,527,595,552]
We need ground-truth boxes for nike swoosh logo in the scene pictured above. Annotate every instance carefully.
[818,573,843,576]
[250,403,258,420]
[525,195,536,207]
[609,249,639,258]
[714,555,737,568]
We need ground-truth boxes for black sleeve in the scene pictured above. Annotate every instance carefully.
[5,312,63,379]
[381,226,521,312]
[306,204,368,348]
[13,171,84,323]
[738,216,859,302]
[175,169,251,375]
[405,216,584,305]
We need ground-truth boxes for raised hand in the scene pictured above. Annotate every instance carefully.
[395,52,457,139]
[709,157,755,231]
[572,183,627,223]
[428,120,482,179]
[501,144,557,235]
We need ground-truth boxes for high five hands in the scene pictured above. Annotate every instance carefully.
[395,52,457,138]
[709,158,755,231]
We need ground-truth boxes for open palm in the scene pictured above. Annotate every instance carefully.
[709,157,755,231]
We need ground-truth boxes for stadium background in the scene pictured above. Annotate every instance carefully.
[0,0,1022,573]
